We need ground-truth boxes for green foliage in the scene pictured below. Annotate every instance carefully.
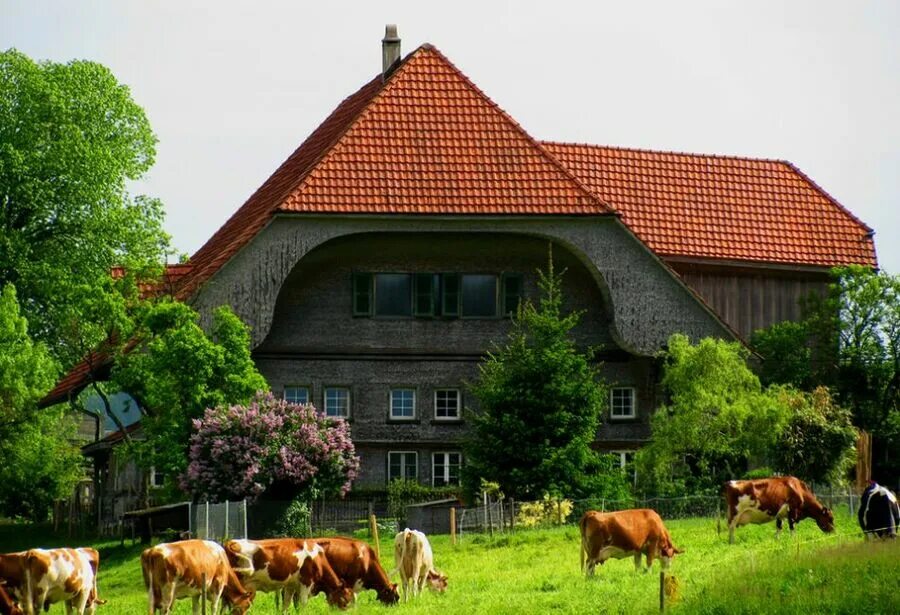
[272,498,312,538]
[0,284,81,521]
[751,320,812,388]
[771,386,857,484]
[754,266,900,479]
[0,49,169,363]
[464,252,610,500]
[637,334,790,495]
[387,479,461,519]
[112,301,268,477]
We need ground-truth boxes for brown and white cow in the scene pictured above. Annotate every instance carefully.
[22,548,104,615]
[580,509,683,576]
[0,581,22,615]
[724,476,835,543]
[313,538,399,605]
[0,552,27,607]
[393,529,447,600]
[141,540,252,615]
[224,539,352,610]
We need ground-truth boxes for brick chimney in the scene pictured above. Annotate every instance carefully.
[382,24,401,81]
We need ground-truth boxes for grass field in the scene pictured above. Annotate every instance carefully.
[2,508,897,614]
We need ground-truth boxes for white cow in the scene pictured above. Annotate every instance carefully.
[392,529,447,601]
[22,548,103,615]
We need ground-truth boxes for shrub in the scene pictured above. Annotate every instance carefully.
[272,498,311,538]
[387,479,461,520]
[516,495,573,528]
[182,392,359,502]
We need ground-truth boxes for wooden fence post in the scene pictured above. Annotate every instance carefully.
[659,570,665,612]
[510,498,516,531]
[450,507,457,545]
[369,514,381,561]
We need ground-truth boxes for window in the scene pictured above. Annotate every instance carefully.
[324,387,350,418]
[441,274,460,317]
[461,274,497,317]
[375,274,412,316]
[434,389,461,420]
[501,273,524,316]
[390,388,416,420]
[352,273,373,316]
[610,387,636,419]
[432,452,462,486]
[414,274,435,317]
[388,451,418,482]
[149,467,166,489]
[284,386,310,405]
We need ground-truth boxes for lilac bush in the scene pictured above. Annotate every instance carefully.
[182,392,359,502]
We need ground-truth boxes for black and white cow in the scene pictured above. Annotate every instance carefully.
[858,481,899,539]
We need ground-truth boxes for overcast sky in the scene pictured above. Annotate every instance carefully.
[4,1,898,272]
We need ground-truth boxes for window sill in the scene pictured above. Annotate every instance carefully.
[431,419,464,425]
[387,418,420,425]
[608,416,639,422]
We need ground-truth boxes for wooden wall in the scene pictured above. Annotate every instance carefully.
[669,261,829,341]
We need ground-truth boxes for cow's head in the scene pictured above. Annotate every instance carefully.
[426,570,448,593]
[377,583,400,605]
[660,545,684,570]
[228,591,254,615]
[815,507,835,533]
[325,586,354,610]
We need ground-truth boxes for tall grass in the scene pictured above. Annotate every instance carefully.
[1,509,896,614]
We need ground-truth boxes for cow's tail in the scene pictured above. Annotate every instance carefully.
[22,551,34,615]
[140,551,153,615]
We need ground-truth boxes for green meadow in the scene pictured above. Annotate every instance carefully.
[2,509,897,614]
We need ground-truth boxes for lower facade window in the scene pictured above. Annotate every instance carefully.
[434,389,461,420]
[432,452,462,486]
[284,386,310,405]
[390,388,416,420]
[388,451,418,482]
[610,450,637,485]
[610,387,636,419]
[149,467,166,489]
[324,387,350,418]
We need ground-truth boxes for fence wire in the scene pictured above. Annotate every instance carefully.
[192,500,248,541]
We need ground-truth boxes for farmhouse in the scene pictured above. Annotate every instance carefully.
[42,28,876,495]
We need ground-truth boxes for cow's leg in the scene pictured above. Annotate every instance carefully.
[633,552,643,572]
[775,517,783,538]
[163,583,177,615]
[645,545,656,572]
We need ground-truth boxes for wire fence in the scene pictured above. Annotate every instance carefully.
[191,500,249,541]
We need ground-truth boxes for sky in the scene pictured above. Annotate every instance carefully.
[3,1,899,273]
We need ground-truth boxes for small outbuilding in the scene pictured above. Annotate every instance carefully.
[404,498,461,535]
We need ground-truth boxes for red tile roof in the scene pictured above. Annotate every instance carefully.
[542,142,876,268]
[177,45,610,298]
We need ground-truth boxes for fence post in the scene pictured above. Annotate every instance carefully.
[450,507,457,545]
[205,501,210,540]
[556,499,562,525]
[188,502,192,538]
[659,570,665,612]
[716,500,721,537]
[224,500,229,539]
[510,498,516,531]
[243,499,248,539]
[369,514,381,561]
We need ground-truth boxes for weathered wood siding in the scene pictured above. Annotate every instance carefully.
[671,262,829,340]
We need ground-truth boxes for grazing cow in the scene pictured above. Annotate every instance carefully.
[393,529,448,600]
[224,539,352,610]
[724,476,835,543]
[0,582,22,615]
[0,553,27,606]
[314,538,399,605]
[22,548,104,615]
[858,481,900,539]
[141,540,252,615]
[580,509,683,576]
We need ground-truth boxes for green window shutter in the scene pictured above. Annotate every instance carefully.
[414,273,435,317]
[502,273,524,316]
[442,273,460,317]
[352,273,373,316]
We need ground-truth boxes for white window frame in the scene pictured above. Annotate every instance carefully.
[389,388,416,420]
[610,387,636,420]
[149,466,166,489]
[324,387,351,418]
[610,450,637,485]
[434,388,461,421]
[432,451,462,487]
[284,385,310,405]
[387,451,418,482]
